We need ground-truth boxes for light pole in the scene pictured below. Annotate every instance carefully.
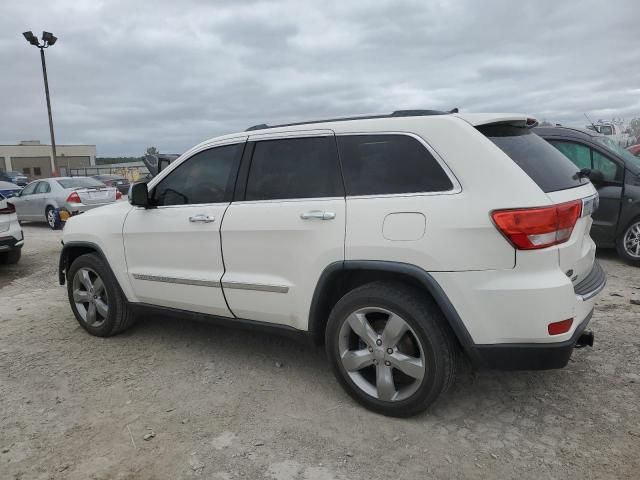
[22,30,58,175]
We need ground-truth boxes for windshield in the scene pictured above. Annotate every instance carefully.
[595,136,640,168]
[57,177,106,189]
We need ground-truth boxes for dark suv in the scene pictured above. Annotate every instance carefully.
[536,126,640,265]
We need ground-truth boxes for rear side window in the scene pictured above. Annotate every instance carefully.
[337,134,454,196]
[478,125,587,193]
[245,137,343,201]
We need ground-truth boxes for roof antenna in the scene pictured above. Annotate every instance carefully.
[449,107,459,114]
[584,113,598,132]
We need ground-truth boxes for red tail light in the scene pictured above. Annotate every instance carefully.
[548,318,573,335]
[66,191,81,203]
[491,200,582,250]
[116,190,122,200]
[0,203,16,214]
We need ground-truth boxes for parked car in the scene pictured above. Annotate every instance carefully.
[627,144,640,157]
[0,193,23,264]
[92,174,130,195]
[0,180,22,199]
[11,177,121,229]
[0,171,29,186]
[536,126,640,266]
[59,110,604,417]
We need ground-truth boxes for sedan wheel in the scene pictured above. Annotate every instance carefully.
[72,267,109,328]
[623,221,640,259]
[47,208,57,229]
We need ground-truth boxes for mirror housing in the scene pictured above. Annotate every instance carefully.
[158,157,172,173]
[588,169,605,185]
[129,182,150,207]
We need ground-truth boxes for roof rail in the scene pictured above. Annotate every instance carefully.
[245,109,453,132]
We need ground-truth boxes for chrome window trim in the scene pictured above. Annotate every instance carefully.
[132,273,221,288]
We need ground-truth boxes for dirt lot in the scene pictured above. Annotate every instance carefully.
[1,224,639,479]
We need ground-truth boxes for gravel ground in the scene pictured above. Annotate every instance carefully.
[1,224,639,480]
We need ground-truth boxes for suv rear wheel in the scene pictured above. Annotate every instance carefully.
[325,282,458,417]
[616,217,640,267]
[66,253,136,336]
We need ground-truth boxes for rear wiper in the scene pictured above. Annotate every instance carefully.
[575,168,591,180]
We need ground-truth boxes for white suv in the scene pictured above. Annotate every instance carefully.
[59,110,605,416]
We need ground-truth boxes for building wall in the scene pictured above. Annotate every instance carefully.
[11,157,53,179]
[0,144,96,179]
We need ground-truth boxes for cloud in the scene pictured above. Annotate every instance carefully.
[1,0,638,155]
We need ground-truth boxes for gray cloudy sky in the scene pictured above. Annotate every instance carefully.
[2,0,639,156]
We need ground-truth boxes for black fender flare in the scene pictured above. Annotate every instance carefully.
[308,260,481,364]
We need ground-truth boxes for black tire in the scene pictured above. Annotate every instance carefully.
[66,253,136,336]
[615,217,640,267]
[0,248,21,264]
[45,206,62,230]
[325,281,458,417]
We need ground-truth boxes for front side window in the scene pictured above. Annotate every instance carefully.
[592,150,622,182]
[337,134,453,196]
[20,182,38,196]
[550,140,622,183]
[245,136,343,201]
[153,144,243,206]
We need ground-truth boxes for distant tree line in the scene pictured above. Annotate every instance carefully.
[96,157,143,165]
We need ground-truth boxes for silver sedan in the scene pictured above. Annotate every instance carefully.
[11,177,120,229]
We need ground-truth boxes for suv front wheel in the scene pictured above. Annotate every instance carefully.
[66,253,136,336]
[325,282,458,417]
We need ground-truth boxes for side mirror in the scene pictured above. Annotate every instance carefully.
[129,182,150,207]
[588,169,605,185]
[158,157,171,173]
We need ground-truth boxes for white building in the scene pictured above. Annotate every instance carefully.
[0,140,96,179]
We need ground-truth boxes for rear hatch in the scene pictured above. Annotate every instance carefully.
[476,120,597,286]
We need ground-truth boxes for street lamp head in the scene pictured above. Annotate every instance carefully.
[42,31,57,46]
[22,31,40,46]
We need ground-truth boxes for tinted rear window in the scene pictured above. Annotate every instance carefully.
[57,178,106,189]
[478,125,587,193]
[337,134,454,196]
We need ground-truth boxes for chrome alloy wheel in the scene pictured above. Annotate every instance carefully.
[47,208,56,228]
[72,267,109,328]
[623,222,640,259]
[338,307,426,402]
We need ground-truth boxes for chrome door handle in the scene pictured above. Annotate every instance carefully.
[300,210,336,220]
[189,214,215,223]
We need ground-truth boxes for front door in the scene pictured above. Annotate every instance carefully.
[221,132,345,329]
[13,181,39,220]
[123,139,245,316]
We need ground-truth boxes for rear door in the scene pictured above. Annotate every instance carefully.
[123,139,245,316]
[220,131,345,329]
[548,140,624,244]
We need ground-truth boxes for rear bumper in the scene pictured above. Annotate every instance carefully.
[0,228,24,251]
[473,309,593,370]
